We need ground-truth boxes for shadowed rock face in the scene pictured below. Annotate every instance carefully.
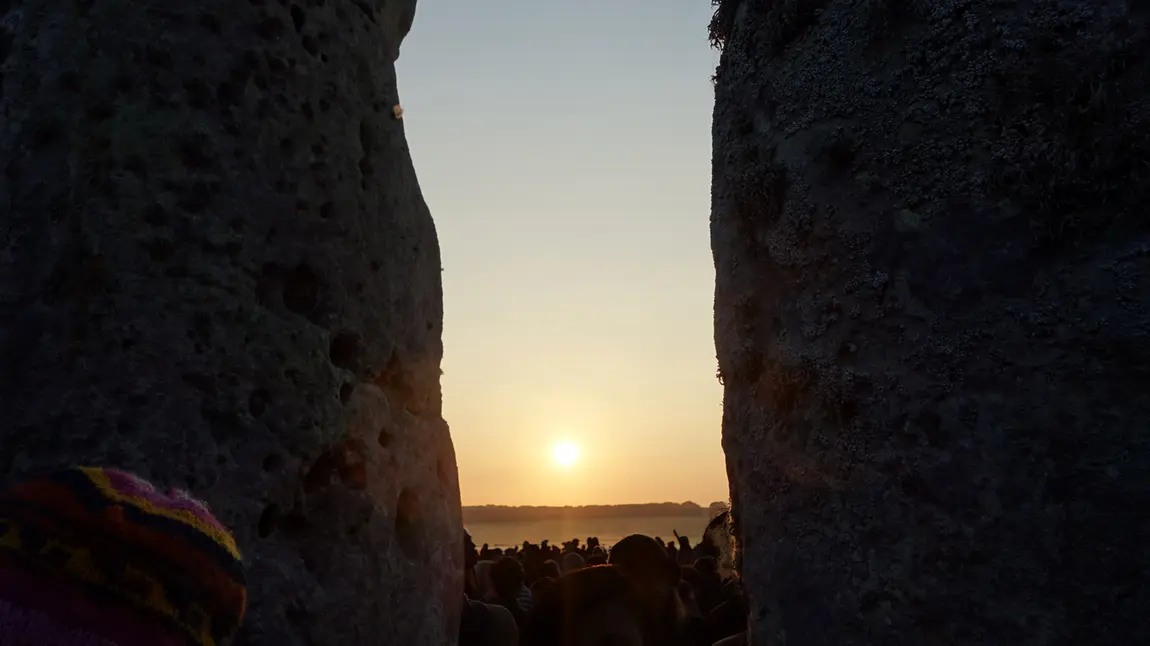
[0,1,462,644]
[709,1,1150,644]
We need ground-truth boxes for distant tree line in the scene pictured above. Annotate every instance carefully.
[463,501,727,523]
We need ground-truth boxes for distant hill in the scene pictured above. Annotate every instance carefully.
[463,501,724,523]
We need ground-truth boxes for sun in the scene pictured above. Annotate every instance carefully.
[552,442,580,468]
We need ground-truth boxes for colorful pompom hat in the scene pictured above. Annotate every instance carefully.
[0,466,246,646]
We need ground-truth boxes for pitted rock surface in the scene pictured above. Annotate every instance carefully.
[0,0,462,644]
[709,1,1150,644]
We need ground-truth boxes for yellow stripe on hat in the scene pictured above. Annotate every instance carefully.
[80,467,242,562]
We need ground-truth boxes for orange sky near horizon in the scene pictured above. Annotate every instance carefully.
[397,0,728,506]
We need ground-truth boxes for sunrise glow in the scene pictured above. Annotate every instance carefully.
[552,442,580,468]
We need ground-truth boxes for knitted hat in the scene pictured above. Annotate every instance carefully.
[0,467,246,646]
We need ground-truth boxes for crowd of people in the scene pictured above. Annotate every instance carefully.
[0,465,746,645]
[461,516,747,646]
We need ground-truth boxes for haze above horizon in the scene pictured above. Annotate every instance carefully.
[397,0,726,506]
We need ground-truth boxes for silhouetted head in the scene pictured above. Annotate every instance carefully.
[561,552,585,573]
[609,535,680,587]
[530,576,555,601]
[490,557,525,601]
[542,559,562,579]
[679,565,704,593]
[474,560,496,599]
[464,528,478,569]
[522,565,683,646]
[693,556,718,577]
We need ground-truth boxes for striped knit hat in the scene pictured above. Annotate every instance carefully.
[0,467,246,646]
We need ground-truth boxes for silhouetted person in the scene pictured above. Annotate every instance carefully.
[530,576,555,603]
[464,528,481,598]
[607,534,686,644]
[677,533,694,564]
[561,552,585,573]
[689,557,721,614]
[489,557,529,627]
[522,565,687,646]
[586,554,607,567]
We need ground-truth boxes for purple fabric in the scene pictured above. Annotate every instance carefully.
[100,468,227,534]
[0,599,121,646]
[0,562,186,646]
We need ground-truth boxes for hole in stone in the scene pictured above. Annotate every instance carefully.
[319,201,334,219]
[258,16,286,40]
[32,120,62,147]
[143,239,175,262]
[216,80,242,107]
[378,427,391,448]
[290,5,306,32]
[437,456,451,489]
[177,134,215,170]
[302,35,320,58]
[358,120,373,154]
[142,203,167,226]
[123,154,147,177]
[329,332,359,371]
[258,503,282,538]
[111,73,135,95]
[181,372,215,394]
[192,313,211,341]
[395,488,424,559]
[281,510,309,537]
[249,388,271,417]
[179,182,211,213]
[304,451,339,493]
[58,71,81,93]
[282,262,321,320]
[301,102,314,120]
[342,459,368,490]
[200,13,222,33]
[85,103,115,122]
[339,383,354,404]
[375,351,415,408]
[262,453,284,471]
[145,45,174,69]
[839,399,859,425]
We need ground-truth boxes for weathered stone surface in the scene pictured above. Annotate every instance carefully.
[710,1,1150,644]
[0,0,461,644]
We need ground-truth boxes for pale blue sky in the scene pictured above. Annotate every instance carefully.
[397,0,725,506]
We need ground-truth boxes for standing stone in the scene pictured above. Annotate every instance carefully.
[709,1,1149,644]
[0,1,462,644]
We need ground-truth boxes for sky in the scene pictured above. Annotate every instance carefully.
[396,0,725,507]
